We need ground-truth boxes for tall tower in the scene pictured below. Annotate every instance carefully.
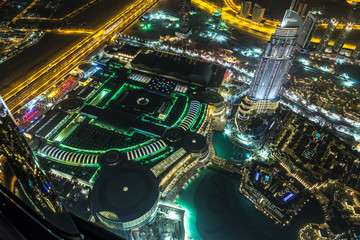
[252,3,265,23]
[179,0,191,34]
[236,9,302,122]
[238,1,252,19]
[0,95,80,237]
[351,41,360,60]
[333,22,353,53]
[297,8,323,50]
[317,18,338,52]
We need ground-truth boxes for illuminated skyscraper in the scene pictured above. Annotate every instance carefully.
[179,0,191,34]
[333,22,353,53]
[297,8,323,50]
[236,9,302,120]
[317,18,338,52]
[251,3,265,23]
[238,1,252,19]
[351,41,360,60]
[0,95,81,239]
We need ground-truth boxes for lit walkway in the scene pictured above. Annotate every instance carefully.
[126,139,167,161]
[179,101,200,131]
[40,145,99,166]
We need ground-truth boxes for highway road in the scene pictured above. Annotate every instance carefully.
[0,33,86,94]
[3,0,160,113]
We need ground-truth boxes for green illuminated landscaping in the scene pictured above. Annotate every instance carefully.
[61,120,152,151]
[37,59,210,175]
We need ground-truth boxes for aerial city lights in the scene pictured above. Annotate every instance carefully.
[0,0,360,239]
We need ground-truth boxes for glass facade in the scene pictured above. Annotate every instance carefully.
[237,10,302,118]
[249,25,298,101]
[0,95,80,238]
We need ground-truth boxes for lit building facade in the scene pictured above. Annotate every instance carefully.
[236,10,302,119]
[333,22,353,53]
[297,8,323,50]
[252,3,265,23]
[317,18,338,52]
[238,1,252,19]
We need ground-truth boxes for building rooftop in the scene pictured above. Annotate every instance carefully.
[131,51,225,87]
[182,132,207,153]
[194,90,224,106]
[104,44,141,57]
[91,159,159,223]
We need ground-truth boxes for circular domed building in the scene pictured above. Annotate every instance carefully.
[194,90,224,115]
[91,158,159,230]
[182,132,209,160]
[162,127,185,145]
[59,98,84,112]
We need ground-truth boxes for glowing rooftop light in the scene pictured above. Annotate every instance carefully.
[341,73,350,79]
[259,149,269,159]
[354,134,360,141]
[299,58,310,66]
[253,48,262,54]
[167,211,178,220]
[344,80,355,87]
[215,35,227,42]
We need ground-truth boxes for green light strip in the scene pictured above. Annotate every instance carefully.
[191,104,207,132]
[89,167,101,184]
[132,145,169,162]
[38,153,99,167]
[85,76,113,104]
[90,89,111,106]
[173,94,189,127]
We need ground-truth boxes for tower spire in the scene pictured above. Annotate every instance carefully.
[235,8,303,136]
[290,0,296,10]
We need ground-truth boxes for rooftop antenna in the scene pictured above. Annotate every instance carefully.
[289,0,296,10]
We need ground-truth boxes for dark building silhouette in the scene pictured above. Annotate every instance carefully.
[179,0,191,34]
[297,8,323,50]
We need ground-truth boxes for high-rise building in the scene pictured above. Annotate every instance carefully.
[236,9,303,120]
[347,3,360,22]
[333,22,353,53]
[238,1,252,19]
[294,0,307,17]
[0,95,81,238]
[179,0,191,34]
[251,3,265,23]
[317,18,338,52]
[297,8,323,50]
[351,41,360,59]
